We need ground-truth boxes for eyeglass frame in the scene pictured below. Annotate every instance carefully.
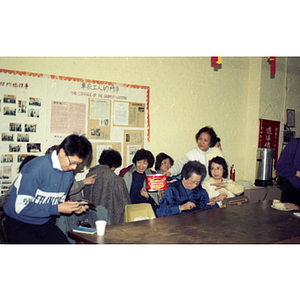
[210,166,223,172]
[67,155,82,167]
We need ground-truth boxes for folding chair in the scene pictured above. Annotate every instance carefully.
[124,203,156,223]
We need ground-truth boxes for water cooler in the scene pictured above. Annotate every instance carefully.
[254,148,274,187]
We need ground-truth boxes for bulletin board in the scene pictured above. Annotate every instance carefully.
[91,142,122,167]
[0,68,150,196]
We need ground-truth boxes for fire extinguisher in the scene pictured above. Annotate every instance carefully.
[230,164,235,181]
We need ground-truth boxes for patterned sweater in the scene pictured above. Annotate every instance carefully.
[4,153,73,225]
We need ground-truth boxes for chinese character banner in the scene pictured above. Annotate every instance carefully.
[258,118,280,167]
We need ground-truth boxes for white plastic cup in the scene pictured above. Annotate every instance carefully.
[95,220,107,236]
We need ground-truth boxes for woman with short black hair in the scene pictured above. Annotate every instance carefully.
[165,126,224,181]
[202,156,244,207]
[121,149,159,208]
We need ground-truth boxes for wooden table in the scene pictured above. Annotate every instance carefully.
[68,200,300,244]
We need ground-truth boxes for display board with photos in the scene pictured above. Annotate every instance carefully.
[0,68,150,196]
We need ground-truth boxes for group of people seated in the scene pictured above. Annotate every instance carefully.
[1,126,245,244]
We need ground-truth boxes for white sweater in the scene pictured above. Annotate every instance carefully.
[168,146,224,179]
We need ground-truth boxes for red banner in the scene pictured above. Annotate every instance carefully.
[268,57,276,75]
[258,118,280,167]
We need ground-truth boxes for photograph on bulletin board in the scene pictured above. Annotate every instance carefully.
[88,98,111,140]
[113,101,145,128]
[123,130,144,167]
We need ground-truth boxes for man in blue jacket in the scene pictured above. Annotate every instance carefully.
[276,138,300,206]
[156,160,218,217]
[3,134,92,243]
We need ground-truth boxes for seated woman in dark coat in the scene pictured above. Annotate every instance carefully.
[156,160,218,217]
[84,149,131,225]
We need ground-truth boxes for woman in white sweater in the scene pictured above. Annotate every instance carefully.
[165,126,224,181]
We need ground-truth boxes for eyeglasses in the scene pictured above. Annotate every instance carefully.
[185,179,201,186]
[67,155,82,167]
[210,166,223,171]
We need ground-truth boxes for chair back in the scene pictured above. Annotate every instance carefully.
[223,195,250,207]
[0,211,9,244]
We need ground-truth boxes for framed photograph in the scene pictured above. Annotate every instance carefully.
[286,109,295,127]
[283,130,295,144]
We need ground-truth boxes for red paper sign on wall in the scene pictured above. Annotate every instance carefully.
[258,118,280,167]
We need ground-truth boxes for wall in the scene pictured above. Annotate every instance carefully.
[1,56,299,184]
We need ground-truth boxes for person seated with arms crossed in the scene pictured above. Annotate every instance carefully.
[3,134,92,244]
[120,149,159,211]
[164,126,224,182]
[84,149,131,225]
[156,160,218,217]
[202,156,244,208]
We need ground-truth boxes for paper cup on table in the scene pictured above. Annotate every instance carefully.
[95,220,107,236]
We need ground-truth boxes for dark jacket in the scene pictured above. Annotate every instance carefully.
[277,138,300,190]
[84,164,131,224]
[156,180,218,217]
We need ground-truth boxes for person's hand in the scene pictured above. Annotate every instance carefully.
[207,193,227,206]
[74,205,89,214]
[211,182,227,190]
[216,193,227,202]
[164,171,171,177]
[207,197,217,206]
[296,171,300,178]
[58,201,81,214]
[83,174,97,185]
[180,201,196,211]
[140,187,149,199]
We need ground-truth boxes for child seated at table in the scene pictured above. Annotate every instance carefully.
[202,156,244,207]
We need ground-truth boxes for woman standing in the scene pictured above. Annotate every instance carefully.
[165,126,224,181]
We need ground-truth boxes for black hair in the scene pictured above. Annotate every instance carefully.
[195,126,218,147]
[155,152,174,171]
[181,160,206,183]
[98,149,122,168]
[132,149,155,169]
[208,156,228,178]
[213,137,221,147]
[19,155,37,172]
[45,145,58,155]
[57,134,92,162]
